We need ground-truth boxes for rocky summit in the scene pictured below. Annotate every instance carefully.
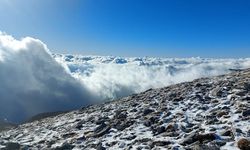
[0,69,250,150]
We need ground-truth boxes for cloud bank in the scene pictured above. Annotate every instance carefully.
[0,32,95,123]
[54,54,250,100]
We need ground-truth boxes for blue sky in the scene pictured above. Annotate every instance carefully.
[0,0,249,57]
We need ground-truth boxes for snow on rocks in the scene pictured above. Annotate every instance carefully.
[0,69,250,150]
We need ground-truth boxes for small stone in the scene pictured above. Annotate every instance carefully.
[243,83,250,90]
[163,111,172,117]
[5,142,21,150]
[210,128,216,131]
[135,138,151,143]
[62,132,76,138]
[172,146,181,150]
[119,142,126,148]
[151,141,171,147]
[115,111,127,120]
[186,122,195,128]
[196,133,217,142]
[96,143,106,150]
[242,109,250,117]
[216,141,226,146]
[95,123,107,133]
[206,117,219,125]
[211,100,219,103]
[211,87,223,97]
[181,132,197,145]
[242,96,250,101]
[235,109,242,114]
[221,106,230,110]
[113,120,134,131]
[236,90,247,96]
[237,138,250,150]
[76,135,86,141]
[130,108,137,112]
[180,125,192,133]
[47,140,56,147]
[221,130,232,137]
[143,120,152,127]
[94,123,111,137]
[95,116,109,125]
[21,145,30,150]
[155,126,166,135]
[247,130,250,137]
[143,108,154,116]
[75,123,83,130]
[195,83,202,87]
[166,124,176,132]
[173,97,182,102]
[192,143,220,150]
[236,128,243,133]
[181,133,217,145]
[54,142,74,150]
[217,111,228,118]
[131,102,139,107]
[105,141,118,147]
[121,135,136,140]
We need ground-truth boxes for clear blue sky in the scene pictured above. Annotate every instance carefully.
[0,0,249,57]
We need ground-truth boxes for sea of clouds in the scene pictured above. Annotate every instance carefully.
[54,54,250,100]
[1,32,250,123]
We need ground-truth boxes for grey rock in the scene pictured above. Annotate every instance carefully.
[242,109,250,117]
[181,133,217,145]
[96,143,106,150]
[150,141,171,147]
[221,130,232,137]
[192,143,220,150]
[237,138,250,150]
[4,142,21,150]
[54,143,74,150]
[143,108,154,116]
[154,126,166,135]
[94,125,111,137]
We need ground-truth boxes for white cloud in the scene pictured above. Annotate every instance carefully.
[54,54,250,100]
[0,33,96,123]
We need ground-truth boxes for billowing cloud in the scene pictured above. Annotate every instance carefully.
[54,54,250,100]
[0,32,96,123]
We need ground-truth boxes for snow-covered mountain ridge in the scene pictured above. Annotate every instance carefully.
[0,69,250,150]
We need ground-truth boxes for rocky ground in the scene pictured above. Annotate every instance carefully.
[0,69,250,150]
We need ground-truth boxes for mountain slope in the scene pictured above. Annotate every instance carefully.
[0,69,250,150]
